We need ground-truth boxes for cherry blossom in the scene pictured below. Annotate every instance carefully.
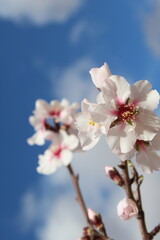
[117,198,138,220]
[91,76,160,154]
[109,130,160,173]
[135,130,160,173]
[27,99,53,145]
[75,98,107,150]
[37,130,79,175]
[49,99,79,125]
[27,99,79,145]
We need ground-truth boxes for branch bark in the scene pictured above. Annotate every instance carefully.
[67,164,91,226]
[67,164,111,240]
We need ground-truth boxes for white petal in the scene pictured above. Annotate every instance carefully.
[136,150,160,173]
[131,80,152,105]
[101,78,117,103]
[61,150,73,166]
[135,109,160,141]
[90,103,117,131]
[60,131,79,150]
[119,149,136,161]
[37,153,58,175]
[107,124,136,154]
[145,90,160,111]
[120,128,136,153]
[109,75,130,104]
[75,112,89,131]
[27,131,46,146]
[78,131,100,151]
[151,130,160,151]
[96,92,105,104]
[35,99,50,112]
[61,99,69,107]
[90,103,113,122]
[89,62,112,89]
[81,99,96,116]
[29,115,42,129]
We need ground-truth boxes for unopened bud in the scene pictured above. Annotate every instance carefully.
[105,166,124,186]
[88,208,102,225]
[88,208,107,236]
[117,197,138,220]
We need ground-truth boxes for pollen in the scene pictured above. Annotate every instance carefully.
[118,104,139,124]
[89,119,96,126]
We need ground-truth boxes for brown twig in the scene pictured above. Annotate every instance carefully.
[149,224,160,239]
[121,160,134,199]
[67,164,111,240]
[67,163,91,226]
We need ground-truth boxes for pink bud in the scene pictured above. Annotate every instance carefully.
[105,166,124,186]
[105,166,114,174]
[117,198,138,220]
[88,208,97,222]
[87,208,102,226]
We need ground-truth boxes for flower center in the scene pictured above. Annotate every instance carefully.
[118,104,139,124]
[50,110,61,117]
[48,146,63,162]
[54,147,62,158]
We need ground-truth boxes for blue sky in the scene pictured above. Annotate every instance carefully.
[1,0,160,240]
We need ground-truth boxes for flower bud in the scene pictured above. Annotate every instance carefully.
[117,198,138,220]
[88,208,101,225]
[105,166,124,186]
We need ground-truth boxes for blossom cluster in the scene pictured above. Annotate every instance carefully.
[75,63,160,173]
[27,99,80,174]
[28,62,160,228]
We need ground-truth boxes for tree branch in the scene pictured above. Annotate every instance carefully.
[67,163,111,240]
[67,163,91,226]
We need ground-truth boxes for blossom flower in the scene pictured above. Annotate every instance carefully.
[37,130,79,175]
[75,98,107,150]
[109,130,160,173]
[27,99,53,145]
[49,99,79,125]
[27,99,79,145]
[135,130,160,173]
[89,62,112,89]
[117,198,138,220]
[91,75,160,154]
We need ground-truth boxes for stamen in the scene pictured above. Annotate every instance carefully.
[117,104,139,124]
[50,110,61,117]
[89,119,96,126]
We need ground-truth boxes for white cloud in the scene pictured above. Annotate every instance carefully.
[69,20,97,44]
[69,21,87,44]
[142,0,160,56]
[18,191,38,233]
[49,58,98,102]
[36,195,84,240]
[0,0,84,25]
